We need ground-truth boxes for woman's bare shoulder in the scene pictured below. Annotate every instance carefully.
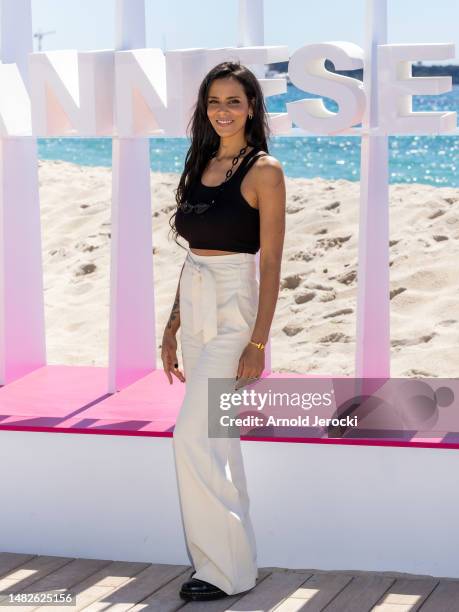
[253,153,284,186]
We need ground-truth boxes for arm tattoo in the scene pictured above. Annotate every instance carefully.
[167,290,180,331]
[166,262,185,332]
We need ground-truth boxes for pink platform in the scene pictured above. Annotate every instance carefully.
[0,365,458,449]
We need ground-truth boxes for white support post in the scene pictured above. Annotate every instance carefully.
[0,0,46,384]
[238,0,272,375]
[108,0,156,392]
[238,0,266,79]
[354,0,390,382]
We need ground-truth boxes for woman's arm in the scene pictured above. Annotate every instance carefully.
[165,261,185,336]
[236,156,286,383]
[161,261,186,384]
[250,157,286,345]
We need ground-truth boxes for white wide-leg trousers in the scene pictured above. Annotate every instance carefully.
[172,249,259,595]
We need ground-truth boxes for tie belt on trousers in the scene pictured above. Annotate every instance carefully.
[185,253,218,344]
[183,250,257,344]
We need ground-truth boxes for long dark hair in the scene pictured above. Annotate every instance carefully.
[168,60,271,249]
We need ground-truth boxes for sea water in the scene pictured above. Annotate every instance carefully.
[37,83,459,187]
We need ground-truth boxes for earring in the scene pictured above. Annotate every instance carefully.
[248,113,253,120]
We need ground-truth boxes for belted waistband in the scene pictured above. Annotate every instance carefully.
[184,250,256,344]
[186,253,218,343]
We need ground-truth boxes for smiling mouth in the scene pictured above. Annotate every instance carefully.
[216,119,234,126]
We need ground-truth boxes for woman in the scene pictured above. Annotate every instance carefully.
[162,60,285,601]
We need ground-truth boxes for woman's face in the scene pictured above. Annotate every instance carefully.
[206,77,253,138]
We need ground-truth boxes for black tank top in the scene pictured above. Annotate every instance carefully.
[175,146,267,254]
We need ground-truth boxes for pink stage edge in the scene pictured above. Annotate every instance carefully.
[0,365,457,450]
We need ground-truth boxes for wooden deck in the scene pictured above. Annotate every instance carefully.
[1,553,459,611]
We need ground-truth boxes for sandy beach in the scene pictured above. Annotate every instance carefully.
[38,159,459,377]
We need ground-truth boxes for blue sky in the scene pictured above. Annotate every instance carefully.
[31,0,459,65]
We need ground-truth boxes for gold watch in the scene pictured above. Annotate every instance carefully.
[249,340,265,351]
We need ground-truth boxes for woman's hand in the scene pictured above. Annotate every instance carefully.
[235,343,265,389]
[161,329,185,384]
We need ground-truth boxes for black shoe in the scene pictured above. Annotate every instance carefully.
[179,577,229,601]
